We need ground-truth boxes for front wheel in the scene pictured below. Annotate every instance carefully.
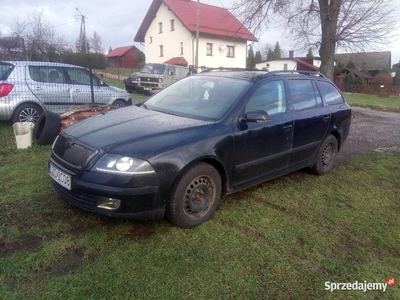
[166,163,222,228]
[310,134,338,175]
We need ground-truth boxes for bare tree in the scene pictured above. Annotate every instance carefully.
[11,9,68,60]
[90,31,104,54]
[230,0,399,79]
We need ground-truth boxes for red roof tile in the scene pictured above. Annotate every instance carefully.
[105,45,138,58]
[135,0,257,43]
[293,58,319,71]
[164,57,188,66]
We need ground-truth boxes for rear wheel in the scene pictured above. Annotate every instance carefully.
[112,99,126,108]
[166,163,222,228]
[310,135,338,175]
[12,103,43,124]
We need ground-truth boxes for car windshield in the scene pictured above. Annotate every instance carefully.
[140,64,166,75]
[144,75,250,120]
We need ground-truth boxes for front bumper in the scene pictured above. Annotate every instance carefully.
[49,158,165,220]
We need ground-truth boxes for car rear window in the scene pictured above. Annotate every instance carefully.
[0,62,14,80]
[288,79,319,111]
[316,80,344,105]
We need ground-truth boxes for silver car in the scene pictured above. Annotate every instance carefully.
[0,61,132,123]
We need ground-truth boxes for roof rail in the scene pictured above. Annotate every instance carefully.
[265,70,326,78]
[200,67,260,73]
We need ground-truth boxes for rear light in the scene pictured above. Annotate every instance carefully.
[0,83,14,97]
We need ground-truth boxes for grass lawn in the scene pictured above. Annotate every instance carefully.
[0,145,399,299]
[344,93,400,112]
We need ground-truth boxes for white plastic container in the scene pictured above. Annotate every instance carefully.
[13,122,35,149]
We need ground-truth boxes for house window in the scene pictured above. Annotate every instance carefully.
[206,43,213,56]
[160,45,164,57]
[283,63,288,70]
[180,42,183,55]
[159,22,163,33]
[170,19,175,31]
[226,45,234,58]
[149,37,153,44]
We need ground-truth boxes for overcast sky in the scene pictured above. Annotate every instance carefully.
[1,0,399,64]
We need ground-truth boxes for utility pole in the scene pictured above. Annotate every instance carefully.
[195,0,200,71]
[76,7,88,53]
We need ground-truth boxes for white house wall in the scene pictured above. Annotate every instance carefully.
[144,3,247,69]
[255,60,297,71]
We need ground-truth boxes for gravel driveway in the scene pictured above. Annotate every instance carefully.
[338,106,400,162]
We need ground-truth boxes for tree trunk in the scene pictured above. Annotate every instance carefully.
[318,0,340,80]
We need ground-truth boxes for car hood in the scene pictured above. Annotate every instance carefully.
[62,106,214,156]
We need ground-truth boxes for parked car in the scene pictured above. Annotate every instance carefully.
[123,72,139,93]
[49,70,351,228]
[136,63,189,93]
[0,61,132,123]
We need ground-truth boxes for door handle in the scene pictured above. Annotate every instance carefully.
[34,87,42,90]
[73,89,81,93]
[322,115,330,122]
[283,125,292,132]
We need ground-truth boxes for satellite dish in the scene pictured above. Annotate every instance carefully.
[219,44,226,50]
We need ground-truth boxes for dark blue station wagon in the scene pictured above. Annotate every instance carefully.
[49,70,351,228]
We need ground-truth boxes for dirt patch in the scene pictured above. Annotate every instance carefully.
[337,107,400,163]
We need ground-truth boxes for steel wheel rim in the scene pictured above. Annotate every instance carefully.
[321,142,334,167]
[19,108,40,123]
[183,175,215,219]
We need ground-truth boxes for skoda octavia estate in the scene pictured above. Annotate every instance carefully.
[49,70,351,228]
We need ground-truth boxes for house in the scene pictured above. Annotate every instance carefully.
[134,0,257,71]
[333,68,373,91]
[255,51,320,71]
[105,45,141,68]
[334,51,391,77]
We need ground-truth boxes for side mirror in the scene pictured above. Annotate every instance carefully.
[244,110,271,123]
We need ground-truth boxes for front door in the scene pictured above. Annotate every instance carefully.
[232,79,293,188]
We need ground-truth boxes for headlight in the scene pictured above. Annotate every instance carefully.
[93,154,155,175]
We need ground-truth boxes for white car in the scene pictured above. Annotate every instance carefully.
[0,61,132,123]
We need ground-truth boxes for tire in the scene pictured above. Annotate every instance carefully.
[310,134,338,175]
[112,99,126,108]
[33,111,61,145]
[166,163,222,228]
[12,103,43,124]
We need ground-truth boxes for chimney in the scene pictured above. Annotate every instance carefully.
[289,50,294,58]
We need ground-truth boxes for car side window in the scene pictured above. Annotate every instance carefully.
[288,79,318,111]
[245,80,286,116]
[66,68,93,85]
[316,81,344,105]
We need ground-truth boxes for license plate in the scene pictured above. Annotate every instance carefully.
[144,87,152,91]
[49,162,71,190]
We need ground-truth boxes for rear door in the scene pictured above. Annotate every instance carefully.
[287,79,330,168]
[232,79,293,188]
[26,66,71,114]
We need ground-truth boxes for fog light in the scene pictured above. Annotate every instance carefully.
[96,197,121,210]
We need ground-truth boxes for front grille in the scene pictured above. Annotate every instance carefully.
[53,135,96,169]
[53,181,96,209]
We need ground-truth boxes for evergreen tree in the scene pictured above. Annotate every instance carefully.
[346,59,356,69]
[273,42,282,59]
[255,50,262,64]
[267,48,275,60]
[246,45,255,69]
